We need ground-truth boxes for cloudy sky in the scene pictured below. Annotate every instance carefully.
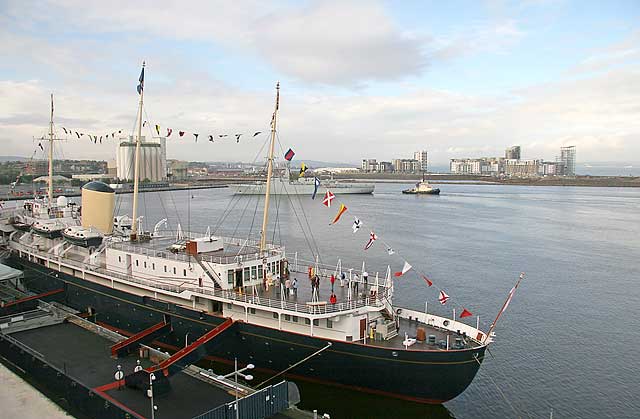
[1,0,638,165]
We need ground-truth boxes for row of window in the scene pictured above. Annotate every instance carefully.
[272,312,333,328]
[118,255,189,277]
[226,261,281,285]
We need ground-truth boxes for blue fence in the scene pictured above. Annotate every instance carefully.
[193,381,289,419]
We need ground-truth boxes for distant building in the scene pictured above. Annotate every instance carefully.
[393,159,420,173]
[559,146,576,176]
[361,159,378,173]
[116,136,167,182]
[107,160,117,177]
[377,161,394,172]
[504,159,540,176]
[450,158,503,175]
[413,150,428,172]
[505,146,521,160]
[539,161,561,176]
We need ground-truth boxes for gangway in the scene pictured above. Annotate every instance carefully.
[110,318,172,358]
[124,318,236,393]
[151,318,235,377]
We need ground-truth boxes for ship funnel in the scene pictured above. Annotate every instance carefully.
[81,181,115,234]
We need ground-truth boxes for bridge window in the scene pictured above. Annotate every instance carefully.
[249,308,256,314]
[244,267,250,282]
[258,265,263,280]
[305,318,310,325]
[292,316,298,323]
[228,270,234,284]
[251,266,257,280]
[273,312,278,319]
[284,314,291,321]
[326,319,333,329]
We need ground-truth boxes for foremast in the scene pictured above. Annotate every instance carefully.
[259,82,280,253]
[47,94,55,205]
[131,61,145,240]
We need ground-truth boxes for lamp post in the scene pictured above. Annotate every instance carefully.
[148,372,157,419]
[217,358,254,419]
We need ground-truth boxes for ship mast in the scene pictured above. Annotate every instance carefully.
[48,93,55,205]
[259,82,280,253]
[131,62,145,240]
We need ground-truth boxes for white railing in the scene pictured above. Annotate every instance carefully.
[11,241,390,318]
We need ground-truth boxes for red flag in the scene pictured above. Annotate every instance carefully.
[331,204,348,224]
[421,275,433,287]
[166,128,173,137]
[179,131,185,137]
[394,261,412,277]
[322,191,335,207]
[438,290,449,305]
[460,308,473,318]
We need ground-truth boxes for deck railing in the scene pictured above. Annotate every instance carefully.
[12,240,390,317]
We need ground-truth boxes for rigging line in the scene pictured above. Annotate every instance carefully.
[212,132,270,237]
[473,354,528,419]
[270,182,282,244]
[274,132,323,265]
[245,163,267,243]
[229,189,257,249]
[277,179,319,268]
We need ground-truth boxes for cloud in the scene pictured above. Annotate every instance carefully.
[252,1,428,86]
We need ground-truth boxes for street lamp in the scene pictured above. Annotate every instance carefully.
[216,358,254,419]
[148,372,158,419]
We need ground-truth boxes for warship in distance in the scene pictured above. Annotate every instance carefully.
[0,69,505,404]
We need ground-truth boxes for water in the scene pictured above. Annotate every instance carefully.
[115,183,640,418]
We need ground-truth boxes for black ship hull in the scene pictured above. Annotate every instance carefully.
[31,227,63,239]
[402,188,441,195]
[5,254,486,403]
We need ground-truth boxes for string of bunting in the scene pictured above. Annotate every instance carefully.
[57,124,265,144]
[290,149,475,320]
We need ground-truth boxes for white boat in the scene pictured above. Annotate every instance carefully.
[232,172,374,195]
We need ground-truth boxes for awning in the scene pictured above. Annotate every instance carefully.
[0,263,22,281]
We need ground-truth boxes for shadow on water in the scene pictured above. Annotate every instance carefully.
[293,380,455,419]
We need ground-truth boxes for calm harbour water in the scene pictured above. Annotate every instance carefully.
[115,182,640,418]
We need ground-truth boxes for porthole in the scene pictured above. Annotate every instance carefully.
[443,320,450,327]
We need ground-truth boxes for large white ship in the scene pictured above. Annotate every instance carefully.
[232,172,375,195]
[0,68,525,404]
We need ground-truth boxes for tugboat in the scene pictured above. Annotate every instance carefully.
[0,67,524,405]
[402,172,441,195]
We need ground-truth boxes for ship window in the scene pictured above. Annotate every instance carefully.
[284,314,291,321]
[228,270,234,284]
[249,308,256,314]
[346,336,352,342]
[292,316,298,323]
[152,263,155,270]
[258,265,263,280]
[164,265,167,273]
[313,319,319,326]
[305,318,310,325]
[244,267,250,282]
[144,262,147,268]
[173,267,176,275]
[326,319,333,328]
[118,256,122,263]
[251,266,257,280]
[273,312,278,319]
[227,303,232,309]
[136,260,139,266]
[183,269,187,277]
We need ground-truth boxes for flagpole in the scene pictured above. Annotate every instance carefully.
[131,61,145,240]
[48,93,54,205]
[483,272,525,343]
[259,82,279,253]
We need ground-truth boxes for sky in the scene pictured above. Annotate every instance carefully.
[0,0,639,166]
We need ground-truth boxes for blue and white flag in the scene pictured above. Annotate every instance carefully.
[311,177,321,199]
[137,65,144,95]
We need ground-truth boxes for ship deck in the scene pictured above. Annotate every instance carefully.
[8,322,236,419]
[368,317,480,351]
